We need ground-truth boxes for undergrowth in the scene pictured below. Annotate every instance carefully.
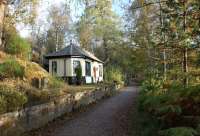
[0,84,27,114]
[138,78,200,136]
[0,58,25,79]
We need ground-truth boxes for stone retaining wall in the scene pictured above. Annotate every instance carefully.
[0,84,120,136]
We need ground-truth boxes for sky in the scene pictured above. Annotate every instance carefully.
[18,0,131,37]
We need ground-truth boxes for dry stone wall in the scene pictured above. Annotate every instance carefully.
[0,84,120,136]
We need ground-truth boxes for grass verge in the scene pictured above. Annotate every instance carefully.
[129,98,161,136]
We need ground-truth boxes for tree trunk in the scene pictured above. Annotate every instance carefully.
[103,37,109,65]
[0,1,6,49]
[163,49,167,80]
[183,1,188,87]
[159,0,167,80]
[183,47,188,86]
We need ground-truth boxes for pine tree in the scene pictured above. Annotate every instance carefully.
[77,0,121,64]
[162,0,200,86]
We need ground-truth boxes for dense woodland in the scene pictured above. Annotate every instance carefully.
[0,0,200,135]
[130,0,200,136]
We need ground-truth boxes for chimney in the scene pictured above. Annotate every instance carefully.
[70,40,73,55]
[70,39,73,45]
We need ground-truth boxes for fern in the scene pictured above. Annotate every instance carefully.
[159,127,198,136]
[156,105,182,116]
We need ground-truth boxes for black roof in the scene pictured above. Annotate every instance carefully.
[45,44,103,63]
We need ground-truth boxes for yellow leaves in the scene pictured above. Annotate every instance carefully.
[79,24,93,50]
[0,51,9,62]
[8,0,40,25]
[170,22,177,32]
[0,0,6,4]
[186,27,192,33]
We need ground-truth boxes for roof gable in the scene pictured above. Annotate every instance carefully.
[45,44,103,63]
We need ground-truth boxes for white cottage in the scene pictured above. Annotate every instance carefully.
[46,43,103,84]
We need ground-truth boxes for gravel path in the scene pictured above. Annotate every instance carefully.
[30,86,138,136]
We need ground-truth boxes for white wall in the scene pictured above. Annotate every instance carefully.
[49,57,104,83]
[66,58,72,76]
[49,58,71,77]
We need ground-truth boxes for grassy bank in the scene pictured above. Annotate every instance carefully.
[0,51,99,114]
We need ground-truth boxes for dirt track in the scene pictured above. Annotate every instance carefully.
[28,86,138,136]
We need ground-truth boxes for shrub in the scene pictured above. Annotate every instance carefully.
[134,112,161,136]
[0,84,27,114]
[141,78,163,93]
[139,79,200,136]
[139,92,171,113]
[139,78,166,111]
[0,59,25,79]
[17,83,58,106]
[138,78,183,114]
[0,96,6,114]
[49,77,65,89]
[156,105,182,116]
[5,33,31,59]
[159,127,198,136]
[105,67,124,84]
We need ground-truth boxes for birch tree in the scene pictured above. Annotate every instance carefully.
[46,3,70,53]
[2,0,40,49]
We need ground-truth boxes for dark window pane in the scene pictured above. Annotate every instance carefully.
[52,61,57,75]
[86,61,91,76]
[99,65,103,77]
[73,60,81,75]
